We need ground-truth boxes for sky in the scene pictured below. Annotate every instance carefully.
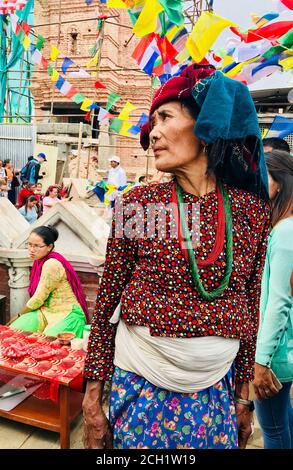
[210,0,293,90]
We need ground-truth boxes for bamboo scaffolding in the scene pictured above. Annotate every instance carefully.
[49,0,62,120]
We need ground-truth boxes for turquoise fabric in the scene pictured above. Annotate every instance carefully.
[256,217,293,382]
[192,71,269,200]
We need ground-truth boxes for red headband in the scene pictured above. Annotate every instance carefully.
[140,63,216,151]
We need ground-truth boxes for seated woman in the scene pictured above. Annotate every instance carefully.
[11,225,90,337]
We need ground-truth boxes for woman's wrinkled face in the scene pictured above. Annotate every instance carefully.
[27,233,52,261]
[149,101,201,173]
[268,172,280,200]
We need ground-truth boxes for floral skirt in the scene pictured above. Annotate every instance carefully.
[109,366,238,449]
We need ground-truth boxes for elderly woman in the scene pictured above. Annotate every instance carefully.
[11,225,89,337]
[83,64,270,449]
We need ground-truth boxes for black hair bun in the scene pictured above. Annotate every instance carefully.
[46,225,59,242]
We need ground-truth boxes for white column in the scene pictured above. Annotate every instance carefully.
[8,266,30,318]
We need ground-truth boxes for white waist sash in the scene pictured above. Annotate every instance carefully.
[113,319,239,393]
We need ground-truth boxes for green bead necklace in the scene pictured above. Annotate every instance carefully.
[176,180,233,300]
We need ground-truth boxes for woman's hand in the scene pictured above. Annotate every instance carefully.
[82,380,112,449]
[253,363,281,400]
[235,402,253,449]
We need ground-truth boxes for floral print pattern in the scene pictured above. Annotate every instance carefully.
[110,366,238,449]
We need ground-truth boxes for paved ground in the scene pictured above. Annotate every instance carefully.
[0,412,263,449]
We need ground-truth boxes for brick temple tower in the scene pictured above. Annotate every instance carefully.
[33,0,154,176]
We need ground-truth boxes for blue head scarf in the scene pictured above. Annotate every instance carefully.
[192,71,268,200]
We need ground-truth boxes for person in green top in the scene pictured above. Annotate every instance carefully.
[253,150,293,449]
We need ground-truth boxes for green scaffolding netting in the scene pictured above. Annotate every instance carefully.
[0,0,34,123]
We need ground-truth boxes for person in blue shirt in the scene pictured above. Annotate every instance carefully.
[19,195,38,224]
[26,153,47,185]
[253,150,293,449]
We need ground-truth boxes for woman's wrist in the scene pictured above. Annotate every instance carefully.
[235,381,250,400]
[235,397,255,411]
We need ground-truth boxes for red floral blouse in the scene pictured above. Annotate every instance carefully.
[84,181,271,383]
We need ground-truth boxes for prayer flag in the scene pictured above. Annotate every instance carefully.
[118,101,136,120]
[59,81,73,96]
[109,118,123,132]
[36,34,45,51]
[132,0,164,37]
[22,35,31,50]
[30,46,42,65]
[93,183,106,202]
[47,64,54,76]
[119,121,134,137]
[69,69,91,78]
[66,87,79,99]
[62,57,74,74]
[137,38,160,75]
[155,34,178,64]
[252,54,283,75]
[86,51,100,68]
[41,56,49,70]
[279,55,293,70]
[50,45,60,61]
[21,20,31,35]
[72,93,86,104]
[137,112,148,128]
[157,0,184,26]
[256,12,279,26]
[232,39,272,62]
[107,0,128,7]
[266,115,293,139]
[106,92,120,111]
[262,128,269,138]
[56,75,65,90]
[231,21,293,43]
[127,125,141,135]
[80,98,93,111]
[98,107,109,121]
[186,12,236,62]
[280,0,293,9]
[51,68,59,82]
[132,34,155,64]
[94,80,107,89]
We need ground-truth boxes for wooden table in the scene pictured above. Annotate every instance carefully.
[0,326,85,448]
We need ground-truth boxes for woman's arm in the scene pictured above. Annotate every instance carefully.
[235,203,271,383]
[254,222,293,399]
[234,204,270,448]
[82,381,112,449]
[83,192,139,448]
[84,192,139,382]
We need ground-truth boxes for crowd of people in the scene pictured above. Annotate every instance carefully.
[0,152,69,224]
